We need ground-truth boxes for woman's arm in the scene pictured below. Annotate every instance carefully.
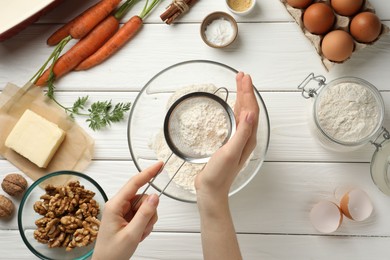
[195,72,259,260]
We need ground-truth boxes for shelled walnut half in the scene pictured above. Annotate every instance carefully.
[33,181,100,251]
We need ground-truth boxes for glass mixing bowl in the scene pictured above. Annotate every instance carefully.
[18,171,108,260]
[127,60,270,203]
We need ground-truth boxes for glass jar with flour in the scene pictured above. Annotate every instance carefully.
[298,73,390,196]
[298,73,385,152]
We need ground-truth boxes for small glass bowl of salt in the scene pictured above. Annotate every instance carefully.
[200,12,238,48]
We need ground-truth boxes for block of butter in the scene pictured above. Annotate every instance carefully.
[5,109,66,168]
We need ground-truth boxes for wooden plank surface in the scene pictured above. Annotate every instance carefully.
[2,230,390,260]
[1,23,390,91]
[2,160,390,236]
[38,0,390,23]
[1,0,390,259]
[1,91,385,162]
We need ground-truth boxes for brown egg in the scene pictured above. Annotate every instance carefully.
[303,3,335,35]
[321,30,354,62]
[331,0,363,16]
[350,12,382,43]
[286,0,313,9]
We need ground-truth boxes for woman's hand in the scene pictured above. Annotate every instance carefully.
[92,161,163,260]
[195,72,259,206]
[194,72,259,260]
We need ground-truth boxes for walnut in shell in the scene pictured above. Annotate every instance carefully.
[1,173,28,196]
[0,195,15,218]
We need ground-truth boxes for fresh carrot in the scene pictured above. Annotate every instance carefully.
[75,16,142,70]
[46,0,121,46]
[69,0,122,40]
[47,19,76,46]
[75,0,163,70]
[35,16,120,86]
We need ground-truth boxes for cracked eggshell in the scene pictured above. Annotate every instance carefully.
[310,200,343,233]
[340,189,373,221]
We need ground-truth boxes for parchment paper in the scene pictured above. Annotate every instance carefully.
[280,0,390,71]
[0,82,94,187]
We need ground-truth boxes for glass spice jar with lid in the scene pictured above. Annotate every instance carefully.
[298,73,390,195]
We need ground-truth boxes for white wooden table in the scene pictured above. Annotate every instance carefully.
[1,0,390,259]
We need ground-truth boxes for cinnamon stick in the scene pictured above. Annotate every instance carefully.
[160,0,198,25]
[160,5,179,21]
[166,12,181,25]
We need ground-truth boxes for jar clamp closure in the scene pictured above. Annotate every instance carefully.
[298,73,390,195]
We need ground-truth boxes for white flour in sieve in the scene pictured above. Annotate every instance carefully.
[169,96,229,157]
[151,84,231,192]
[316,82,381,142]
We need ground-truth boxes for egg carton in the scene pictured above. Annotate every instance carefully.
[280,0,390,71]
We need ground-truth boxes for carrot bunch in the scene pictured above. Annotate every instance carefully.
[34,0,163,86]
[47,0,122,46]
[75,0,162,70]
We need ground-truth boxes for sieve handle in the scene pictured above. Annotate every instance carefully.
[213,87,229,102]
[131,153,173,210]
[158,161,186,197]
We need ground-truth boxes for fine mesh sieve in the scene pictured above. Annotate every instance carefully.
[164,91,235,164]
[132,88,235,208]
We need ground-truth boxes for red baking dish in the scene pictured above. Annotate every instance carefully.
[0,0,65,41]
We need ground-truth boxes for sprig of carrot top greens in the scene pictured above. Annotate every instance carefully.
[140,0,163,19]
[30,35,131,131]
[29,0,143,131]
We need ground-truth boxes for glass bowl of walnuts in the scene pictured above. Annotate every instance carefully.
[18,171,108,260]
